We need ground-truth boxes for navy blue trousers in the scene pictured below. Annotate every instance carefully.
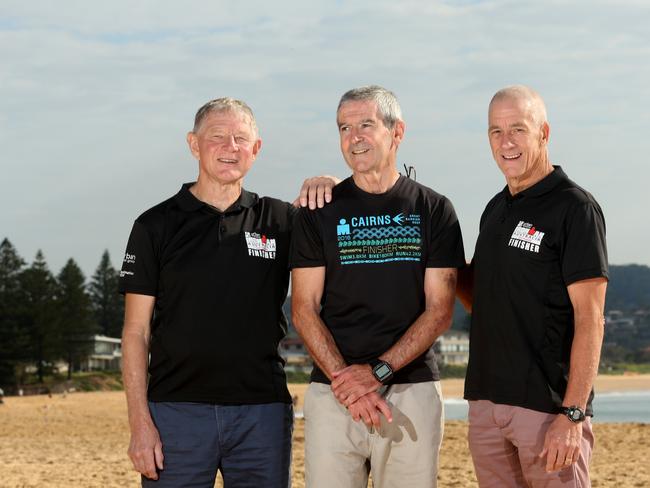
[143,401,293,488]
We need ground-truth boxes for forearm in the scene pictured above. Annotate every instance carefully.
[381,268,457,371]
[381,306,453,372]
[563,311,605,409]
[292,306,346,380]
[122,329,153,428]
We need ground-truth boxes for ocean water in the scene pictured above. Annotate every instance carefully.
[591,391,650,423]
[443,391,650,423]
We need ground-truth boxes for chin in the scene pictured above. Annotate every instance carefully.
[497,163,524,177]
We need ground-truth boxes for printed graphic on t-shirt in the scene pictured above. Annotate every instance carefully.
[245,232,276,259]
[336,213,421,265]
[508,221,545,253]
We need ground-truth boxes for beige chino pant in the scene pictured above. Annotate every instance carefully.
[304,381,444,488]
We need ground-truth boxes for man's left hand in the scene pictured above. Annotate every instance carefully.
[347,391,392,428]
[331,364,381,407]
[292,175,341,209]
[539,415,583,472]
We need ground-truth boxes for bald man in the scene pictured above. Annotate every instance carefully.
[458,85,608,487]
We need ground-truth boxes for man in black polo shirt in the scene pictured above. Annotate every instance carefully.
[119,97,334,487]
[458,85,608,487]
[290,85,465,487]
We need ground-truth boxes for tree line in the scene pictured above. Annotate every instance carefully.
[0,238,124,389]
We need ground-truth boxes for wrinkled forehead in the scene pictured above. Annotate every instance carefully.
[489,96,536,123]
[489,93,546,126]
[196,108,257,134]
[337,99,381,123]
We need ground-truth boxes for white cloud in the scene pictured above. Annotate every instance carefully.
[1,0,649,273]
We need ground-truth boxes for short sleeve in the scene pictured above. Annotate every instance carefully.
[118,220,159,296]
[561,201,608,285]
[426,197,466,268]
[289,208,325,268]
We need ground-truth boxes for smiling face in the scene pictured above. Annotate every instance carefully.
[488,95,551,193]
[187,109,261,186]
[336,99,404,176]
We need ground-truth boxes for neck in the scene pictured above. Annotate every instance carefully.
[507,159,554,196]
[352,167,400,194]
[190,177,242,211]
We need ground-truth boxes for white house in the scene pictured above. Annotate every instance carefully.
[435,331,470,365]
[83,335,122,371]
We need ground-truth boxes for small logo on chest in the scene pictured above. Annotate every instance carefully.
[245,232,276,259]
[508,221,545,253]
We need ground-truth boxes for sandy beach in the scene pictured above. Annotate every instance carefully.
[0,375,648,487]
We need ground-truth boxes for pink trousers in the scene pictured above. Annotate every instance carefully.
[468,400,593,487]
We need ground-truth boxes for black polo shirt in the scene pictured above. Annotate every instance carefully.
[119,183,294,405]
[464,167,608,415]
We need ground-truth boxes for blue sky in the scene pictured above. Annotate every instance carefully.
[1,1,649,276]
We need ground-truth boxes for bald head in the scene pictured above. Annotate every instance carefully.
[489,85,547,128]
[487,85,553,194]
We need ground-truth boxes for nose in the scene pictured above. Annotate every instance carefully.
[500,133,515,149]
[223,135,238,150]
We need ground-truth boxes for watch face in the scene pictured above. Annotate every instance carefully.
[375,364,391,379]
[566,407,585,422]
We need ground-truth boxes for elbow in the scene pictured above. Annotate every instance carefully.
[291,298,320,340]
[291,302,309,335]
[291,308,301,331]
[440,314,454,334]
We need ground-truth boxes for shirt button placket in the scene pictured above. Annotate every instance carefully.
[218,215,226,242]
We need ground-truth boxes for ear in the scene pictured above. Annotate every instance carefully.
[251,138,262,160]
[187,132,200,160]
[393,119,406,147]
[540,122,550,146]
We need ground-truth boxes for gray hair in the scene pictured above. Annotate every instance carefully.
[489,85,548,128]
[337,85,403,129]
[193,97,259,137]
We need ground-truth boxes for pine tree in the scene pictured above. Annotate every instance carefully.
[89,250,124,337]
[56,259,97,379]
[0,238,27,387]
[19,250,58,383]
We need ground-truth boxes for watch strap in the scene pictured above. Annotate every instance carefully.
[561,405,586,423]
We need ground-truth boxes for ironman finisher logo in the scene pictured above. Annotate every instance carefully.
[508,221,545,253]
[245,232,276,259]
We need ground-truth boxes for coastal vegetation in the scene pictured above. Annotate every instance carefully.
[2,235,650,392]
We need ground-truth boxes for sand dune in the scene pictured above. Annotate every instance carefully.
[0,376,648,487]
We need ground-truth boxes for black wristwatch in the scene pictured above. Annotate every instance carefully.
[369,359,394,384]
[561,405,586,423]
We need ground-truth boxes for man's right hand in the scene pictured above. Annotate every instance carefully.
[347,391,392,428]
[292,175,341,209]
[127,419,164,480]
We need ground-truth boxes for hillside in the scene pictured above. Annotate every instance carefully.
[283,264,650,363]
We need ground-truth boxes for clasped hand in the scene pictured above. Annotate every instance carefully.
[331,364,392,428]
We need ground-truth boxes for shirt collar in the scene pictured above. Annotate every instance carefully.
[503,165,568,201]
[175,182,258,212]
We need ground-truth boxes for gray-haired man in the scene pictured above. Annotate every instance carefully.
[290,85,465,487]
[120,97,335,487]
